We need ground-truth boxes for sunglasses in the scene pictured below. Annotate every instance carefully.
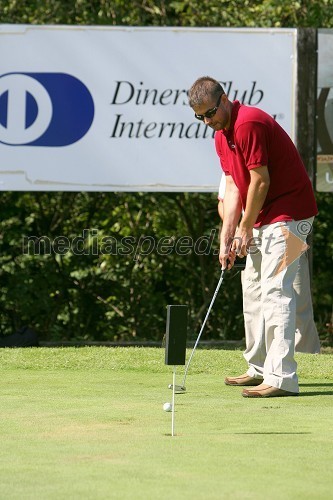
[194,94,223,121]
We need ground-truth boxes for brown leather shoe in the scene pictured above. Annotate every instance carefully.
[242,384,299,398]
[224,373,263,386]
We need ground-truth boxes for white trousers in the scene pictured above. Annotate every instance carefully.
[242,218,314,393]
[242,252,320,354]
[294,253,320,353]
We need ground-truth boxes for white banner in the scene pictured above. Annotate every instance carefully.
[0,26,297,192]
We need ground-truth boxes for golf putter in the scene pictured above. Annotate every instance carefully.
[168,266,227,393]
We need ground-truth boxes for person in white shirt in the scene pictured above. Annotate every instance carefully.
[217,173,320,361]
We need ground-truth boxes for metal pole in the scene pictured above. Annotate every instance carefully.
[172,366,176,436]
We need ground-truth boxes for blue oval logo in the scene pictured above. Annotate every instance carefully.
[0,72,95,146]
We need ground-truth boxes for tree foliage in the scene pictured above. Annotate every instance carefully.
[0,0,332,344]
[1,1,333,28]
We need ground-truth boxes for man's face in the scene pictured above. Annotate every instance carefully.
[192,93,230,131]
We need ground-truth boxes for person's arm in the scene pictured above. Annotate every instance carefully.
[232,165,270,257]
[217,172,226,221]
[219,175,242,269]
[217,199,224,221]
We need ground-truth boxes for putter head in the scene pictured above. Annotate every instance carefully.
[168,383,186,393]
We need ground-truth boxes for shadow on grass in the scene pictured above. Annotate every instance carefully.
[232,432,312,435]
[299,391,333,396]
[299,383,333,387]
[299,382,333,396]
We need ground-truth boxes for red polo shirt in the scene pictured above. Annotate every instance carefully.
[215,101,318,226]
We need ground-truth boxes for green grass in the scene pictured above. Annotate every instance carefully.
[0,347,332,500]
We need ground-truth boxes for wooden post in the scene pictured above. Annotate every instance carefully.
[295,28,317,282]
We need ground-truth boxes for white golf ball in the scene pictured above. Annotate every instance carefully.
[163,402,172,412]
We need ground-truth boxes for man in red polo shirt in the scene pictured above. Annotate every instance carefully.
[188,76,318,398]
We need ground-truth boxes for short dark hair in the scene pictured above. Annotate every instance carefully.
[188,76,225,108]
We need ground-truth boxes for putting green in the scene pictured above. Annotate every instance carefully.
[0,347,332,499]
